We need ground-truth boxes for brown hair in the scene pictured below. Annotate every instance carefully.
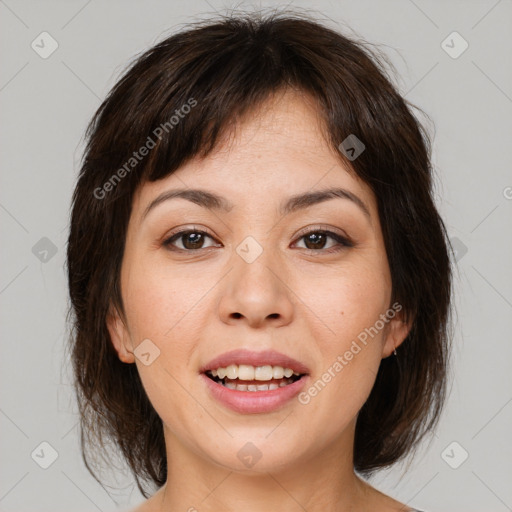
[66,10,453,498]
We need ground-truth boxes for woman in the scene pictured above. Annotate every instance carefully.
[66,10,452,512]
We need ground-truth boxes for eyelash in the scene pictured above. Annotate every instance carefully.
[162,226,354,254]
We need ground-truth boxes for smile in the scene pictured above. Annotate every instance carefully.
[201,365,308,414]
[206,364,302,391]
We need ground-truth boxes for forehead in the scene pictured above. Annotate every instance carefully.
[132,89,376,218]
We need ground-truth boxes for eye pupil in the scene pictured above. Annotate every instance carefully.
[304,232,326,249]
[183,232,203,249]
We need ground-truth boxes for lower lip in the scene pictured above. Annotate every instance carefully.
[200,373,309,414]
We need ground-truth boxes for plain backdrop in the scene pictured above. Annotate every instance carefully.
[1,1,511,511]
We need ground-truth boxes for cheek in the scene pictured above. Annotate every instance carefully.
[299,263,390,402]
[296,262,391,424]
[121,255,232,377]
[121,259,208,341]
[303,261,391,346]
[121,265,210,435]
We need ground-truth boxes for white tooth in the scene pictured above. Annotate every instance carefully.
[256,384,269,391]
[236,384,248,391]
[255,365,273,381]
[238,365,255,380]
[224,381,236,389]
[211,369,218,377]
[226,364,238,379]
[293,371,300,376]
[273,366,284,379]
[217,367,226,379]
[279,380,288,387]
[269,383,279,390]
[283,368,293,378]
[247,385,258,392]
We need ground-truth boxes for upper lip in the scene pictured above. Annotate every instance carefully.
[200,349,310,375]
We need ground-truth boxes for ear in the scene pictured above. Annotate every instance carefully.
[381,305,413,359]
[106,305,135,364]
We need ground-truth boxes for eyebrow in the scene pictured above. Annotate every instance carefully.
[141,187,371,222]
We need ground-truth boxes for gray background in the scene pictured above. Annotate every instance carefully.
[1,0,511,511]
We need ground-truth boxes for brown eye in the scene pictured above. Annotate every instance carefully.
[294,230,353,253]
[163,230,218,251]
[303,232,328,250]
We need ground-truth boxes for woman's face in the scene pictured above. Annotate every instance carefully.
[108,89,410,475]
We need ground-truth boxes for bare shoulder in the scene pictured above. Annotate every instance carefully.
[359,481,426,512]
[123,487,165,512]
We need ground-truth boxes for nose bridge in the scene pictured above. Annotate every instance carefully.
[232,233,282,300]
[217,232,294,327]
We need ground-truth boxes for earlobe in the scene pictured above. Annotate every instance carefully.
[106,306,135,364]
[382,311,413,359]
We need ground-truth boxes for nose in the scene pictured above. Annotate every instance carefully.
[217,248,294,329]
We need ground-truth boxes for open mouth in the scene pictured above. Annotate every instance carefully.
[204,365,305,392]
[201,361,310,413]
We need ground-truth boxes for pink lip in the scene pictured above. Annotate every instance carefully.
[200,348,310,375]
[200,372,309,414]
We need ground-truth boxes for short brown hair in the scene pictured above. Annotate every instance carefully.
[66,10,453,497]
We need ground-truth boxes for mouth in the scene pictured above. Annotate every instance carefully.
[200,349,310,413]
[200,361,309,413]
[204,364,305,391]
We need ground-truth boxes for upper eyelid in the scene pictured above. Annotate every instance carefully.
[294,224,349,239]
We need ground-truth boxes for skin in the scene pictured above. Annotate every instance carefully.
[108,88,415,512]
